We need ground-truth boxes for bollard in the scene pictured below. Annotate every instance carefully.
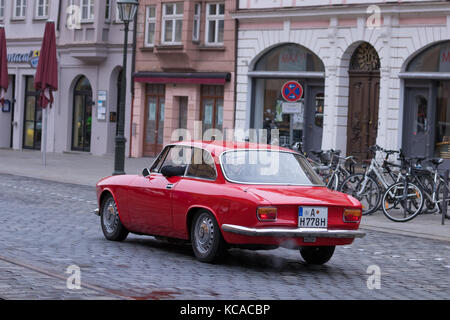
[442,170,448,226]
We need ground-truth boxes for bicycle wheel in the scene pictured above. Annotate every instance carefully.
[381,182,424,222]
[339,174,381,215]
[324,173,339,190]
[436,181,450,219]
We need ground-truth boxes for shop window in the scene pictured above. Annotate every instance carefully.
[414,95,428,134]
[314,93,324,128]
[201,85,224,135]
[205,3,224,45]
[144,5,156,47]
[407,41,450,73]
[435,82,450,158]
[254,44,324,72]
[162,2,183,45]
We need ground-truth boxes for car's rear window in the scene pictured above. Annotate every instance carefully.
[220,150,324,186]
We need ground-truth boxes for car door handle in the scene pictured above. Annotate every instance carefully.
[166,184,174,189]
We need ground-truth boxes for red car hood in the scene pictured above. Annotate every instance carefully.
[244,185,361,208]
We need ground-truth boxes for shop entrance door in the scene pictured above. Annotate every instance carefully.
[72,76,93,152]
[304,86,324,153]
[347,71,380,160]
[143,84,165,157]
[403,87,433,158]
[23,76,42,150]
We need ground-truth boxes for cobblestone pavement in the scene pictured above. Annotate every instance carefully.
[0,173,448,300]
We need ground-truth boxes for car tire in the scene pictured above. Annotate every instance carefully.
[299,246,335,265]
[100,193,129,242]
[191,210,227,263]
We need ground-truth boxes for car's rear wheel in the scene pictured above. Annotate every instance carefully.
[100,193,129,241]
[191,210,227,263]
[299,246,335,265]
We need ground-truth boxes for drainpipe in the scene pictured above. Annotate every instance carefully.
[128,9,138,157]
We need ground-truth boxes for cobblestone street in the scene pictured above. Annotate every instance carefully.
[0,173,448,300]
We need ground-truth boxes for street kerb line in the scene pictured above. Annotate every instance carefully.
[0,254,132,300]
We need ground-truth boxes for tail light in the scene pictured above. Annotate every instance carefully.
[257,207,277,222]
[343,209,362,223]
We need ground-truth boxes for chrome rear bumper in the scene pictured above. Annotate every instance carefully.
[221,224,365,239]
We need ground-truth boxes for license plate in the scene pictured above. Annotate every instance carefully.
[298,207,328,228]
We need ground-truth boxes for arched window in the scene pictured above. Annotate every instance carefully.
[254,43,324,72]
[349,42,380,72]
[407,41,450,72]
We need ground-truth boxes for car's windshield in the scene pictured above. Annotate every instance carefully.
[220,150,324,186]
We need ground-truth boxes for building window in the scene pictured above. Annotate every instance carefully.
[201,85,224,134]
[13,0,27,19]
[161,2,183,45]
[105,0,111,21]
[192,3,201,42]
[81,0,94,21]
[205,3,224,46]
[35,0,49,19]
[0,0,5,19]
[144,6,156,47]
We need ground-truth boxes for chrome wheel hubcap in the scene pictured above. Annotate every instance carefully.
[103,199,118,234]
[195,216,214,254]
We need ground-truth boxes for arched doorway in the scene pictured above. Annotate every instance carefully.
[250,43,325,153]
[346,42,380,160]
[72,76,93,152]
[402,41,450,165]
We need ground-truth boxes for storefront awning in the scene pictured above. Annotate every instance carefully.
[133,72,231,85]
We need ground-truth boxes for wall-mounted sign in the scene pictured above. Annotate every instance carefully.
[281,81,303,102]
[97,90,107,121]
[7,50,40,68]
[1,100,11,112]
[282,101,304,115]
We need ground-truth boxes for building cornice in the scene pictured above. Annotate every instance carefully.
[231,1,450,20]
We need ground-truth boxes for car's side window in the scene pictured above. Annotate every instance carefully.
[150,147,170,173]
[159,145,192,173]
[186,148,217,180]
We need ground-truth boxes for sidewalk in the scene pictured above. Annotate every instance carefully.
[0,148,449,241]
[0,149,153,186]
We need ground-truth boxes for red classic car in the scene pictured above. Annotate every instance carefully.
[95,141,365,264]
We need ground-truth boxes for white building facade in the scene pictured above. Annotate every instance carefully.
[233,0,450,165]
[0,0,133,157]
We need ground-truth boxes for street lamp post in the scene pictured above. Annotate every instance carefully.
[113,0,139,176]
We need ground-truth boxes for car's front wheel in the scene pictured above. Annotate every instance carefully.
[100,193,129,241]
[191,210,227,263]
[299,246,335,265]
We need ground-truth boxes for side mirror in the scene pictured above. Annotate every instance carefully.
[161,165,185,178]
[142,168,150,177]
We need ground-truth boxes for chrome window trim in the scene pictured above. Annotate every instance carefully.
[219,149,325,186]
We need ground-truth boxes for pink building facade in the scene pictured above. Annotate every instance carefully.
[131,0,236,157]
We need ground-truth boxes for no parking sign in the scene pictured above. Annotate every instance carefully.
[281,81,303,102]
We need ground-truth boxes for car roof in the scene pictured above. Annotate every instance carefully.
[170,140,295,158]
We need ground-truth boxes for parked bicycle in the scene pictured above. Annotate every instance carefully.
[339,145,401,215]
